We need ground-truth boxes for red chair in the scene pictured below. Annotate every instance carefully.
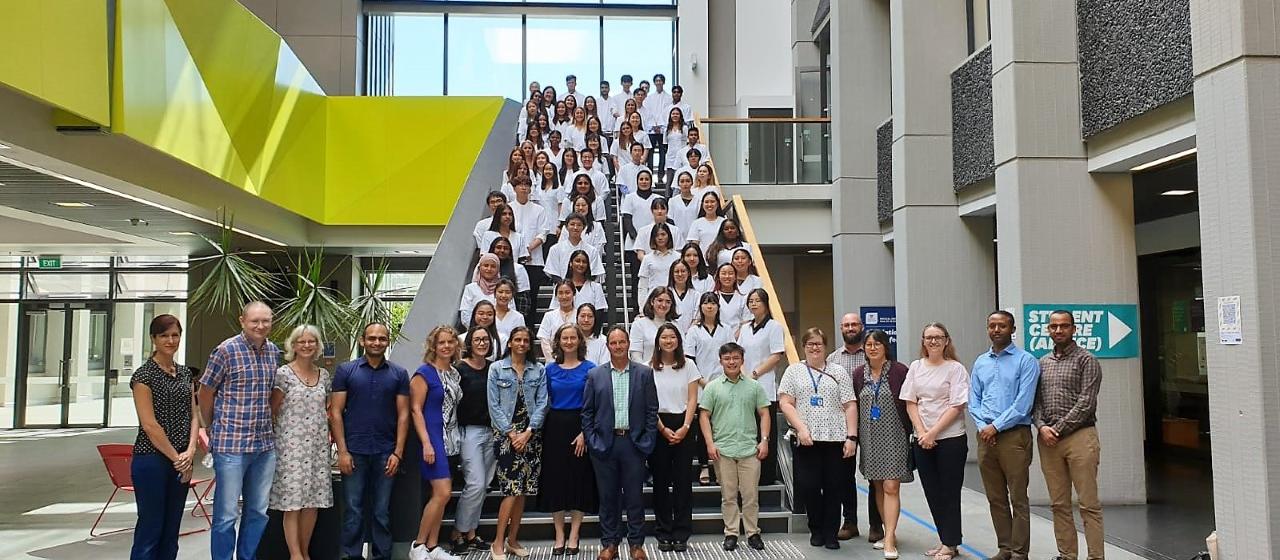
[93,443,212,538]
[190,428,215,520]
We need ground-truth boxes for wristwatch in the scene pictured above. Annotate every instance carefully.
[846,435,859,443]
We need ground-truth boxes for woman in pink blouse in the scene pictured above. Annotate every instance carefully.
[900,322,970,560]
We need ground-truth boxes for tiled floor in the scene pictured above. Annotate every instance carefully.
[1,427,1160,559]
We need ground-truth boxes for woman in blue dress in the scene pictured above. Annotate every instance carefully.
[537,323,599,556]
[410,326,463,560]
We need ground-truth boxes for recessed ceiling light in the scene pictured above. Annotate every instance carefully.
[394,250,420,255]
[0,182,6,186]
[169,231,196,236]
[248,251,268,255]
[1161,189,1194,196]
[1131,148,1197,171]
[52,201,94,208]
[806,249,824,254]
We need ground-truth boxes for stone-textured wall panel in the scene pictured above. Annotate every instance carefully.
[951,45,994,191]
[877,119,893,223]
[1077,0,1192,137]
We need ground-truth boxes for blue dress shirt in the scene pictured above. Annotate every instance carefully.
[969,343,1041,432]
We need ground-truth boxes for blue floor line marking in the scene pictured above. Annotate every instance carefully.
[856,484,989,559]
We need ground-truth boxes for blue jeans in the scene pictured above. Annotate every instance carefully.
[456,425,496,533]
[130,453,187,560]
[342,452,395,559]
[211,450,276,560]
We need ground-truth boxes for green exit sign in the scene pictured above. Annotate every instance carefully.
[37,256,61,269]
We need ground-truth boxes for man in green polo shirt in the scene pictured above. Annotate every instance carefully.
[699,342,770,552]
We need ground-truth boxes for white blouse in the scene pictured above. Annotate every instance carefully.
[545,237,605,280]
[634,222,684,255]
[737,318,786,400]
[458,283,496,327]
[584,334,609,366]
[668,285,703,332]
[686,216,725,249]
[637,250,682,297]
[652,360,701,414]
[684,322,735,386]
[628,316,669,364]
[572,280,609,312]
[712,242,754,270]
[492,308,525,347]
[537,306,576,359]
[622,193,662,251]
[668,194,700,234]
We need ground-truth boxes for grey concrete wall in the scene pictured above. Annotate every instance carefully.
[707,0,738,117]
[1076,0,1192,137]
[991,0,1145,504]
[890,0,995,366]
[829,0,895,332]
[1191,0,1280,553]
[951,45,995,191]
[237,0,364,95]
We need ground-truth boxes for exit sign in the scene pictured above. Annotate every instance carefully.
[37,256,61,269]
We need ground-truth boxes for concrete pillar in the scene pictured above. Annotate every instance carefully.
[677,0,710,116]
[237,0,364,95]
[990,0,1145,504]
[889,0,994,362]
[0,303,17,427]
[828,0,894,331]
[1191,0,1280,553]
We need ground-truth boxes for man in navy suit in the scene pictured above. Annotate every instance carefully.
[582,326,660,560]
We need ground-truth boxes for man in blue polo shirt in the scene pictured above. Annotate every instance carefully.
[330,323,411,560]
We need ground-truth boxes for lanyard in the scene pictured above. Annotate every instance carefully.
[804,363,825,396]
[869,364,887,402]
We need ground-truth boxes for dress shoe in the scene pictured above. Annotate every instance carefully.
[824,541,840,550]
[868,526,885,544]
[596,544,618,560]
[629,545,648,560]
[837,522,860,540]
[658,540,673,552]
[722,536,738,551]
[672,541,688,552]
[747,534,765,550]
[809,534,824,547]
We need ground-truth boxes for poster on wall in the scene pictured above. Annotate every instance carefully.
[860,306,897,358]
[1217,296,1242,345]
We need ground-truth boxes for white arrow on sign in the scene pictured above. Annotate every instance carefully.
[1108,312,1132,349]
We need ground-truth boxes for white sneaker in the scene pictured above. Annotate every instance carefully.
[409,543,430,560]
[428,546,461,560]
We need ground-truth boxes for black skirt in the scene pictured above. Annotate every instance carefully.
[536,408,599,513]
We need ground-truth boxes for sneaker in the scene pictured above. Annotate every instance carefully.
[429,546,461,560]
[409,543,430,560]
[747,534,765,550]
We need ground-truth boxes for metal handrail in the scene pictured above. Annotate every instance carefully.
[698,116,831,124]
[615,183,633,325]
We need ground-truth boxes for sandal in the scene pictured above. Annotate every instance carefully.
[924,544,944,556]
[699,467,711,485]
[929,546,959,560]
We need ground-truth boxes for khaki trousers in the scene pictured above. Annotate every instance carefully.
[977,425,1033,558]
[1038,426,1104,560]
[714,455,761,537]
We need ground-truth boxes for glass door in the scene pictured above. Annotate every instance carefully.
[18,302,112,427]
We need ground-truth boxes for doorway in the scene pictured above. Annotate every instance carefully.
[17,302,113,427]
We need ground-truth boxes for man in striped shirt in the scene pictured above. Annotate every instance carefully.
[827,312,883,544]
[198,301,280,560]
[1034,310,1104,560]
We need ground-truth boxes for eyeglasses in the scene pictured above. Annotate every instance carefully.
[803,341,824,348]
[923,336,948,342]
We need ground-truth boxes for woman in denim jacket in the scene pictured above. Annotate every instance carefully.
[486,326,548,560]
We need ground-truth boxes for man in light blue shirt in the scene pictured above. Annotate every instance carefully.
[970,310,1041,560]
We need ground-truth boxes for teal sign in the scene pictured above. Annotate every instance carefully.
[1024,304,1140,359]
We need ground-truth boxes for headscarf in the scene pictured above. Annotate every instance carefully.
[473,253,500,295]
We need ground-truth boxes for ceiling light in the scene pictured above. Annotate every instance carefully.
[806,249,824,254]
[169,231,196,236]
[52,202,94,208]
[248,251,268,255]
[395,250,420,255]
[1131,148,1197,171]
[0,143,10,149]
[1161,189,1194,196]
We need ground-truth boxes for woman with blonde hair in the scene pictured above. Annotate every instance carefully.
[900,323,970,560]
[409,326,464,560]
[270,324,333,560]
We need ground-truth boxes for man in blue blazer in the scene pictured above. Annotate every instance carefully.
[582,326,660,560]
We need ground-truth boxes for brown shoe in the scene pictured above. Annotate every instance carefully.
[867,527,885,544]
[597,544,618,560]
[628,544,648,560]
[837,522,859,540]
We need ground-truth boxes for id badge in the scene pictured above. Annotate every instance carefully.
[869,405,881,421]
[810,395,823,407]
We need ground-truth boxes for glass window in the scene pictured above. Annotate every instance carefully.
[0,273,19,299]
[603,17,674,93]
[0,256,22,268]
[113,256,188,268]
[88,311,107,370]
[526,16,601,103]
[115,272,188,299]
[393,14,445,96]
[371,271,427,300]
[447,14,524,99]
[0,303,16,427]
[26,310,48,374]
[24,273,111,299]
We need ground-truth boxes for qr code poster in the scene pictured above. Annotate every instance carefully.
[1217,296,1243,345]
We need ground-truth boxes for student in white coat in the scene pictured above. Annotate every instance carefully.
[668,171,700,235]
[729,248,763,295]
[662,107,690,185]
[492,279,526,347]
[596,81,617,134]
[683,291,735,486]
[666,260,702,333]
[474,191,509,251]
[629,287,680,363]
[559,174,607,224]
[681,243,716,294]
[563,249,609,317]
[479,203,529,263]
[705,218,753,270]
[574,151,609,202]
[633,198,683,262]
[669,85,694,126]
[711,263,747,331]
[537,280,578,360]
[736,287,786,486]
[616,142,649,194]
[637,223,682,298]
[576,303,609,366]
[685,191,727,251]
[459,253,501,327]
[675,127,710,169]
[545,213,605,283]
[560,195,607,255]
[486,237,532,319]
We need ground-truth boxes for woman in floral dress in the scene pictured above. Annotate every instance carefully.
[270,324,333,560]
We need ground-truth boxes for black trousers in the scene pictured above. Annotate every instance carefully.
[650,412,695,542]
[913,434,968,546]
[843,454,883,528]
[793,440,847,543]
[758,402,779,485]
